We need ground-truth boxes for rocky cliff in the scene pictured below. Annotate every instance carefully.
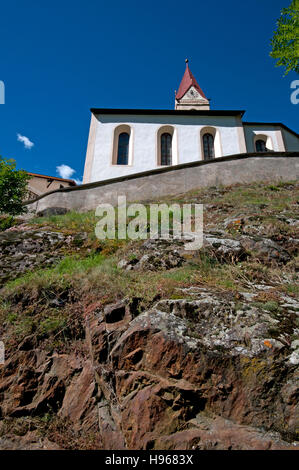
[0,181,298,450]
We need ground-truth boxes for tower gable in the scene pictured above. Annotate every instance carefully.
[175,60,210,111]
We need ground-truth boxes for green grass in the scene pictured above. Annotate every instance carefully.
[284,283,299,296]
[1,179,298,349]
[55,253,106,273]
[2,252,108,297]
[27,181,298,245]
[30,210,97,234]
[251,300,283,315]
[214,185,294,211]
[39,315,67,336]
[165,180,297,210]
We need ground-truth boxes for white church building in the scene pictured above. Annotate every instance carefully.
[83,61,299,184]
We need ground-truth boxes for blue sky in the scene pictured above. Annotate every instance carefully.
[0,0,297,183]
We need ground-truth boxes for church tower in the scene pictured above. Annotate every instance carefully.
[175,60,210,111]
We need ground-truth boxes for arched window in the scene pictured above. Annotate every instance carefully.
[255,139,267,152]
[203,133,215,160]
[117,132,130,165]
[161,133,172,165]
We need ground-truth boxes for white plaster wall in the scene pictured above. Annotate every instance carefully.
[243,125,289,153]
[89,113,244,182]
[184,86,206,100]
[282,128,299,151]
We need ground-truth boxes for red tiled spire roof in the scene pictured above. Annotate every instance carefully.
[175,60,208,100]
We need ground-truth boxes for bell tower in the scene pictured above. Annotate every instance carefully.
[175,59,210,111]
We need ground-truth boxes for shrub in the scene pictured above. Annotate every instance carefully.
[0,157,30,215]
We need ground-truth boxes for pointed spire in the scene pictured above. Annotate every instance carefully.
[175,60,207,100]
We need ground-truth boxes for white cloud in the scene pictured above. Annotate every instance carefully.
[56,164,82,185]
[56,164,75,179]
[17,133,34,149]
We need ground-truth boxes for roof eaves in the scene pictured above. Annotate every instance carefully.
[91,108,245,117]
[27,172,77,185]
[243,121,299,138]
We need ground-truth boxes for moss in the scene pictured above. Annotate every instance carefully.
[240,357,268,381]
[213,344,227,353]
[15,316,36,337]
[263,301,281,313]
[267,327,281,339]
[251,300,282,314]
[284,283,299,296]
[39,316,67,336]
[6,312,17,323]
[266,184,282,192]
[0,215,15,231]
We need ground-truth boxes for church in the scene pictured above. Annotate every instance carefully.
[83,60,299,184]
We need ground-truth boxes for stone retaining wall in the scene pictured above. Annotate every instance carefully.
[26,152,299,213]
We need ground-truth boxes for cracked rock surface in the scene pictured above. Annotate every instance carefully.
[0,181,298,449]
[1,290,298,449]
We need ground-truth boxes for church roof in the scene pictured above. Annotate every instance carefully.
[27,172,77,185]
[175,62,208,100]
[91,108,245,117]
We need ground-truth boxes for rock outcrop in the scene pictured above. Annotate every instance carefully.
[1,287,298,449]
[0,227,87,285]
[0,181,298,449]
